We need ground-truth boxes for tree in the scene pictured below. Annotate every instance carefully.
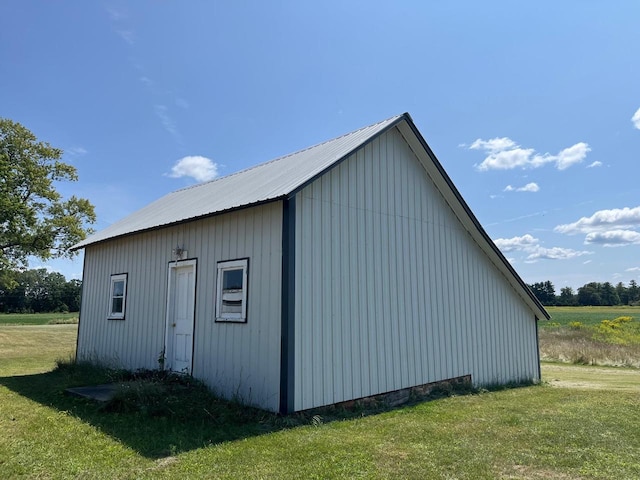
[61,279,82,312]
[615,282,629,305]
[629,280,640,304]
[599,282,619,306]
[0,268,82,313]
[529,281,556,305]
[557,286,577,306]
[577,282,601,306]
[0,118,95,282]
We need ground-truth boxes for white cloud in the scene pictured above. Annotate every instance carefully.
[586,161,602,168]
[470,137,518,153]
[525,246,593,262]
[139,76,153,87]
[504,182,539,193]
[106,6,128,21]
[493,234,539,252]
[175,97,189,109]
[66,146,87,156]
[626,267,640,272]
[116,29,135,45]
[554,206,640,234]
[106,6,134,44]
[585,230,640,247]
[632,107,640,130]
[493,233,593,262]
[555,142,591,170]
[154,104,181,142]
[168,156,219,182]
[475,145,536,171]
[470,137,590,171]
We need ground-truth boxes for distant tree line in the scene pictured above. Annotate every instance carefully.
[0,269,81,313]
[529,280,640,307]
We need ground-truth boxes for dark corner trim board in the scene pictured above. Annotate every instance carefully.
[534,315,541,381]
[280,196,296,414]
[75,252,88,362]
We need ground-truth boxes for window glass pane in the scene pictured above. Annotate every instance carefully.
[112,280,124,297]
[222,269,243,291]
[112,297,123,314]
[216,260,247,321]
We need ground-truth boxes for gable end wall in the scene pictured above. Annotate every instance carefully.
[293,126,539,411]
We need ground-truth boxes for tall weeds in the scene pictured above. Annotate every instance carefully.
[539,316,640,367]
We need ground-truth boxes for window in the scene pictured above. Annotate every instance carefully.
[216,259,248,322]
[108,273,127,319]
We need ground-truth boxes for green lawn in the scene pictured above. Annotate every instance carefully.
[0,324,78,376]
[0,312,79,325]
[544,305,640,327]
[1,322,639,478]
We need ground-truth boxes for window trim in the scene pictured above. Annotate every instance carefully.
[108,273,128,320]
[215,258,249,323]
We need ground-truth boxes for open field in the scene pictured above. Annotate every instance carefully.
[540,307,640,367]
[1,323,640,478]
[0,324,78,376]
[0,312,79,326]
[544,305,640,327]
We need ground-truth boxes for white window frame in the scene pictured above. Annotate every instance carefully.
[215,258,248,323]
[108,273,128,320]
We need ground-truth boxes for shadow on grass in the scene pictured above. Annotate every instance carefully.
[0,367,296,458]
[0,362,501,459]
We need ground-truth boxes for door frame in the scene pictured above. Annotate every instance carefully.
[164,258,197,374]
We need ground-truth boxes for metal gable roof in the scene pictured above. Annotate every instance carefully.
[72,111,549,320]
[72,114,404,250]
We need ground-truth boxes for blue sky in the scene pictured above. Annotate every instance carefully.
[2,1,639,291]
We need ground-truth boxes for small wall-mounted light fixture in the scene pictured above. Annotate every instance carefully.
[172,244,187,260]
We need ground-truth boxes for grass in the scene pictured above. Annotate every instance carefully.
[543,363,640,392]
[1,320,640,478]
[0,324,78,376]
[544,305,640,327]
[0,311,79,325]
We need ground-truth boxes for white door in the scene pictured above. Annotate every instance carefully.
[165,261,196,374]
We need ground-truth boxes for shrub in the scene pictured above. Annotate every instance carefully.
[593,316,640,346]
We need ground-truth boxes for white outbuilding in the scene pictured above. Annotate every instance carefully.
[73,113,549,413]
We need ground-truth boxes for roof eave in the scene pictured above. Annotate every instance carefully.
[70,196,287,251]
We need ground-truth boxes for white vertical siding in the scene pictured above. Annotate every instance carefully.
[293,126,539,411]
[78,202,283,412]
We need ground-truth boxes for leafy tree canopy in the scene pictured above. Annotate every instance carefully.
[0,268,82,313]
[530,280,640,306]
[0,118,95,283]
